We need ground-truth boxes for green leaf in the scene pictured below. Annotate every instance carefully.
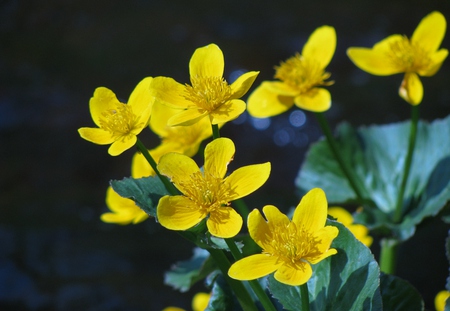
[110,176,169,217]
[296,116,450,240]
[164,247,215,292]
[268,220,382,311]
[204,272,236,311]
[380,273,424,311]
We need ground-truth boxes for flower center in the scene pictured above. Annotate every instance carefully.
[264,222,321,264]
[184,76,233,112]
[99,103,140,139]
[274,53,332,93]
[387,36,432,72]
[179,171,234,215]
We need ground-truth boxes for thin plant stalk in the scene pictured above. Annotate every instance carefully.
[300,282,310,311]
[314,112,366,204]
[379,238,398,274]
[393,105,419,223]
[207,248,258,311]
[135,138,178,195]
[212,123,220,139]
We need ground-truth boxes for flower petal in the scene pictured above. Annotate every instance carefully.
[347,36,405,76]
[225,162,271,200]
[89,87,121,127]
[192,293,211,311]
[263,81,299,96]
[302,25,336,69]
[228,254,281,281]
[294,87,331,112]
[399,72,423,105]
[105,186,137,213]
[247,208,272,249]
[247,82,295,118]
[157,152,200,192]
[328,207,353,226]
[210,99,246,124]
[230,71,260,99]
[274,262,312,286]
[108,135,137,156]
[292,188,328,232]
[78,127,114,145]
[100,212,137,225]
[189,44,224,78]
[157,195,205,230]
[204,137,235,179]
[421,49,449,76]
[150,77,193,108]
[150,102,177,136]
[207,206,243,238]
[306,226,339,264]
[168,108,208,126]
[412,11,447,53]
[262,204,290,230]
[128,77,154,117]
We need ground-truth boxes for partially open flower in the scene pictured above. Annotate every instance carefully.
[347,11,447,105]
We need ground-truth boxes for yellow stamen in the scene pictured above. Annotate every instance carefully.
[274,53,333,93]
[387,36,432,72]
[178,171,235,215]
[99,103,141,139]
[184,76,232,111]
[264,222,321,264]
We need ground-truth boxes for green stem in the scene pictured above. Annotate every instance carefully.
[212,123,220,139]
[234,199,251,221]
[393,105,419,223]
[315,112,365,204]
[207,248,257,311]
[135,138,178,195]
[379,238,398,274]
[225,238,277,311]
[300,282,310,311]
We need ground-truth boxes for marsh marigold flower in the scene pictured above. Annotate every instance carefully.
[228,188,338,286]
[347,11,448,105]
[328,207,372,247]
[78,77,154,156]
[150,44,259,126]
[247,26,336,117]
[131,102,217,178]
[156,137,271,238]
[435,290,450,311]
[100,186,148,225]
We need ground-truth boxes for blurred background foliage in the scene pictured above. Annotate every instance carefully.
[1,0,449,310]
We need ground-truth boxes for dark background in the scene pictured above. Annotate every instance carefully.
[1,0,450,310]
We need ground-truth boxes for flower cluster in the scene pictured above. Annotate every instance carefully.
[78,11,448,311]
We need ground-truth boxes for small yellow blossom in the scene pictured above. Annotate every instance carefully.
[150,102,215,157]
[228,188,338,286]
[156,137,271,238]
[247,26,336,117]
[435,290,450,311]
[78,77,154,156]
[100,186,148,225]
[347,11,448,105]
[150,44,259,126]
[162,292,211,311]
[328,207,373,247]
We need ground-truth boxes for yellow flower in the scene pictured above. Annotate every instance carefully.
[100,186,148,225]
[328,207,373,247]
[247,26,336,117]
[78,77,154,156]
[228,188,339,286]
[162,292,211,311]
[435,290,450,311]
[156,137,271,238]
[150,102,215,157]
[150,44,259,126]
[347,11,448,105]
